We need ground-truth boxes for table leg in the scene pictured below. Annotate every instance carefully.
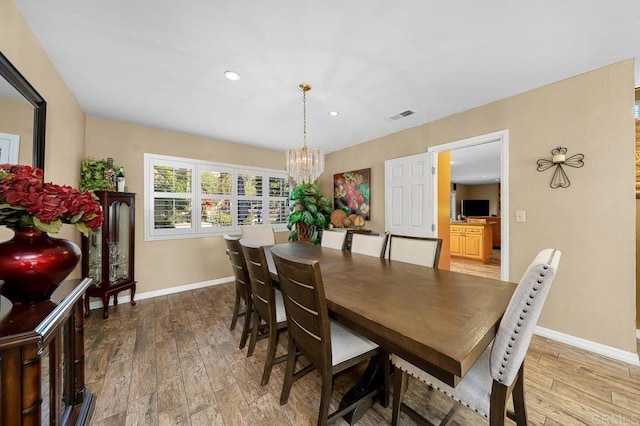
[339,355,387,425]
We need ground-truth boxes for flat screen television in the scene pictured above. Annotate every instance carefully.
[461,199,490,217]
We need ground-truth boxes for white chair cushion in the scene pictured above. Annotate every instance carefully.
[241,225,276,246]
[390,237,439,267]
[390,347,492,418]
[274,288,287,323]
[321,230,347,250]
[350,233,387,257]
[330,320,378,366]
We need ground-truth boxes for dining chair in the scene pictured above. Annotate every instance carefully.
[390,248,561,425]
[239,239,288,385]
[272,250,380,426]
[320,229,348,250]
[349,232,389,258]
[388,235,443,268]
[223,234,253,350]
[240,224,276,246]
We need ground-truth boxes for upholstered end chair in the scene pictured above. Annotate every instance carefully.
[320,229,348,250]
[240,224,276,246]
[388,235,443,268]
[390,248,561,425]
[350,232,389,258]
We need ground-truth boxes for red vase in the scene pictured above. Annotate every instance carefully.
[0,226,81,305]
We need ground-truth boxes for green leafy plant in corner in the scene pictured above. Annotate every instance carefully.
[287,181,332,244]
[80,157,121,192]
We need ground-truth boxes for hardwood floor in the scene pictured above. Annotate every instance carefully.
[84,282,640,425]
[450,249,501,280]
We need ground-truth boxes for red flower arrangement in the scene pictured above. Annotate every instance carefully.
[0,164,104,236]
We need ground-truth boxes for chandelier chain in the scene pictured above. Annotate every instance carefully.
[302,87,307,148]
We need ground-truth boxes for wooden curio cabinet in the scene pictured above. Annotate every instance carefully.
[82,191,136,319]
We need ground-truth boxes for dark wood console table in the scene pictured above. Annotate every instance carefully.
[0,278,95,425]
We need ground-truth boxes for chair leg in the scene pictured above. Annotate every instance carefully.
[239,297,253,349]
[511,365,528,426]
[246,310,260,355]
[380,349,391,407]
[392,367,408,426]
[261,325,279,385]
[280,335,297,405]
[317,373,332,426]
[230,290,241,330]
[489,380,509,426]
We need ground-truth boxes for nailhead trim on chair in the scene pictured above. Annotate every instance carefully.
[495,251,555,383]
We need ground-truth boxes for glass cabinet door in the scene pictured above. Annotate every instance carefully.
[87,228,102,286]
[107,201,131,285]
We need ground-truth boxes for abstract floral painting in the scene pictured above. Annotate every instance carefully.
[333,168,371,220]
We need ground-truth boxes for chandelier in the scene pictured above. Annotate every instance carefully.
[286,83,325,184]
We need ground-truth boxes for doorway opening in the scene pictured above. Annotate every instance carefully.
[428,130,509,281]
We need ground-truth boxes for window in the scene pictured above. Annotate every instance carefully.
[145,153,290,240]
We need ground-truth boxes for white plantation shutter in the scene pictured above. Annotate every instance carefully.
[268,176,290,225]
[145,153,290,240]
[151,159,195,237]
[199,165,233,233]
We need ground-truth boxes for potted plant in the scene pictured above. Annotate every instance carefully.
[287,182,332,244]
[80,157,122,192]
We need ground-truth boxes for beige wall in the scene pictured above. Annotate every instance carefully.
[0,97,33,164]
[85,117,286,294]
[455,183,500,216]
[320,60,637,353]
[0,0,86,273]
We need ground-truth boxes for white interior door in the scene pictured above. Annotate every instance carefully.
[384,152,436,237]
[0,132,20,164]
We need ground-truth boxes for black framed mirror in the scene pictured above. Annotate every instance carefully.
[0,51,46,171]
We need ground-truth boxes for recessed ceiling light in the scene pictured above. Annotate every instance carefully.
[224,71,240,81]
[328,111,339,117]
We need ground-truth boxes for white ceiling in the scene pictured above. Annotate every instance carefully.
[450,142,502,185]
[10,0,640,161]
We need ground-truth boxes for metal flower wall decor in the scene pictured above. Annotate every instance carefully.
[536,147,584,189]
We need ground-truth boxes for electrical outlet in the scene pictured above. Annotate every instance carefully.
[515,210,526,222]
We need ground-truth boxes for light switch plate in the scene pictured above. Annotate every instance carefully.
[515,211,526,222]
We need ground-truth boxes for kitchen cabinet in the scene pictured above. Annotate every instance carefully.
[449,223,493,263]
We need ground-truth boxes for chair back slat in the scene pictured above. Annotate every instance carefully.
[490,248,561,386]
[320,229,347,250]
[389,235,443,268]
[272,251,331,370]
[240,240,277,325]
[350,232,389,258]
[224,235,250,295]
[241,224,276,246]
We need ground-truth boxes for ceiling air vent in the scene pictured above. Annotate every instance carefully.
[387,109,416,121]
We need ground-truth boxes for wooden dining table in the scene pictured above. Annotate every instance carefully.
[266,242,515,392]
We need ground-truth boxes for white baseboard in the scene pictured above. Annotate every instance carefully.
[87,276,233,311]
[535,326,640,366]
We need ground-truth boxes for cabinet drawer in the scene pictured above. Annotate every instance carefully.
[450,225,463,232]
[462,226,483,234]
